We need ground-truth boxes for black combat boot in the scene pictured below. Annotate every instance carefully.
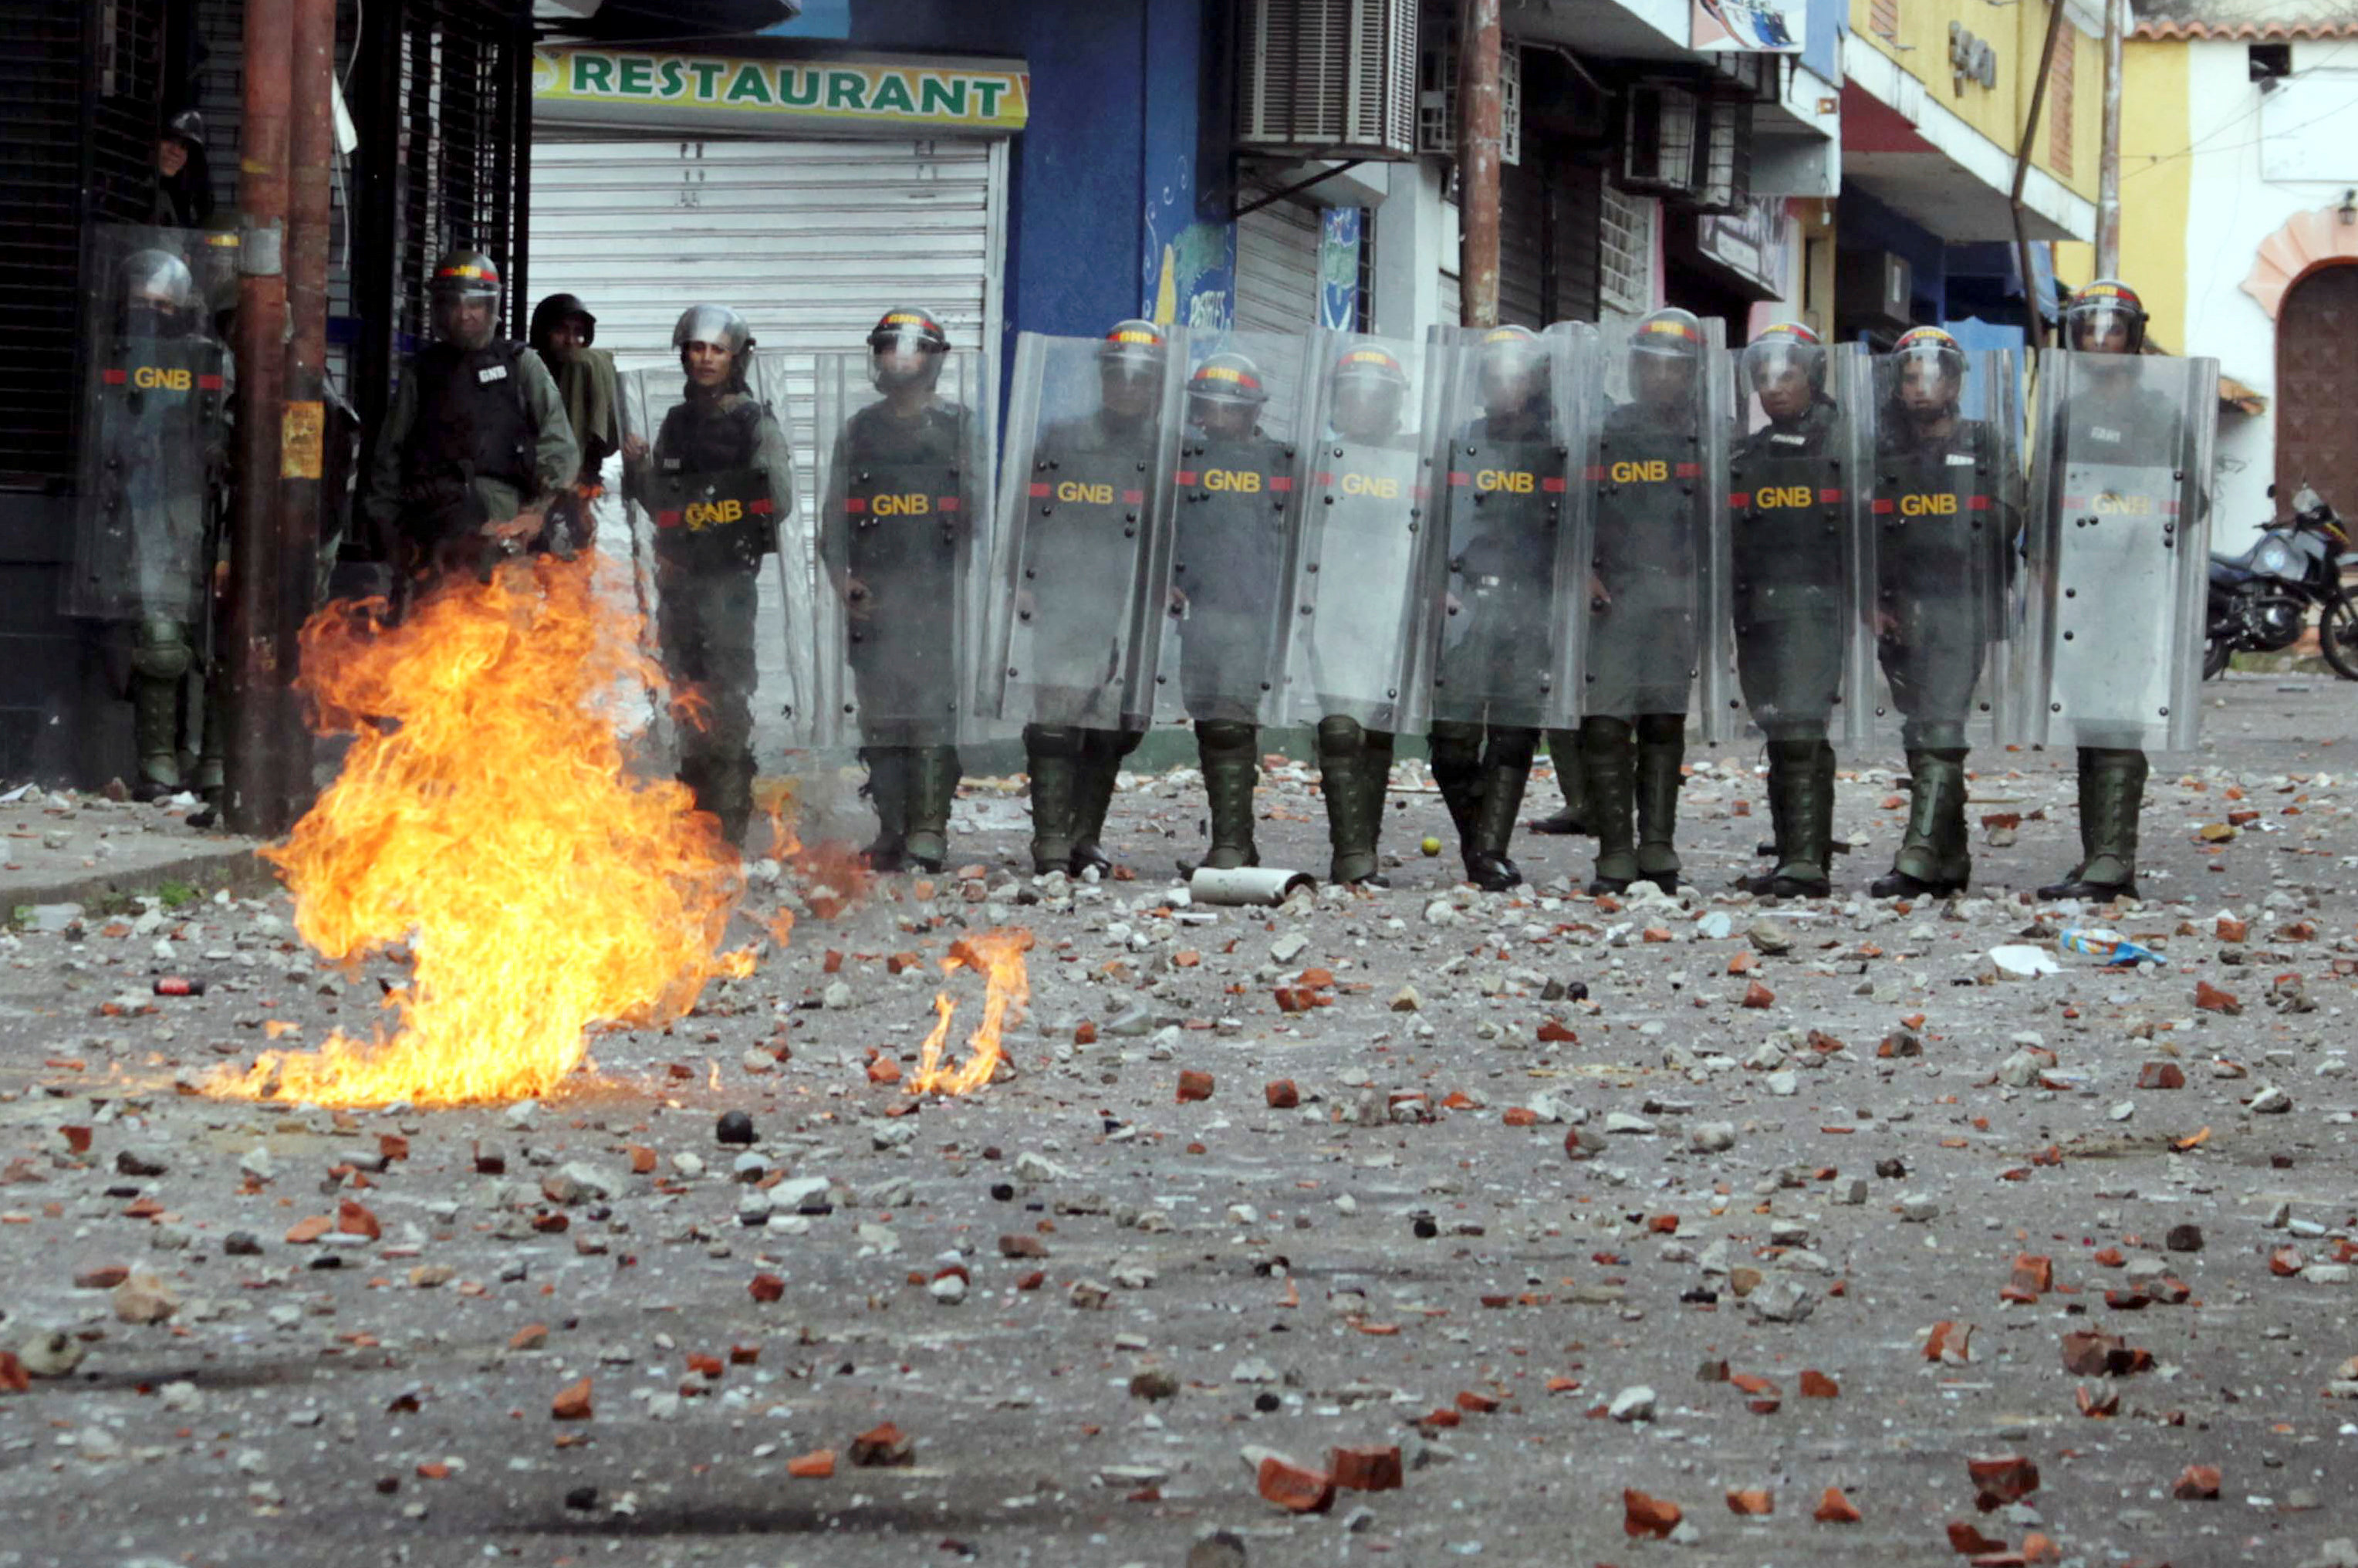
[1317,716,1380,884]
[1744,738,1832,897]
[859,747,911,872]
[1024,725,1082,874]
[1529,726,1592,836]
[1580,716,1638,894]
[1872,748,1971,897]
[1633,713,1686,893]
[1465,738,1532,892]
[904,745,961,874]
[1193,719,1260,871]
[1427,720,1485,881]
[2038,747,2146,900]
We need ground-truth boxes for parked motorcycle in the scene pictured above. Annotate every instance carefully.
[2205,483,2358,680]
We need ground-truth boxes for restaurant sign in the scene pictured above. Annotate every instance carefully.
[532,49,1029,133]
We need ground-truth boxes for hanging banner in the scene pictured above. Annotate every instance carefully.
[532,48,1029,134]
[1693,0,1804,52]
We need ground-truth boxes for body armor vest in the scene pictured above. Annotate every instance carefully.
[403,340,535,494]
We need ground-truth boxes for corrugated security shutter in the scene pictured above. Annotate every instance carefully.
[527,134,1005,759]
[1498,157,1544,328]
[1233,181,1324,334]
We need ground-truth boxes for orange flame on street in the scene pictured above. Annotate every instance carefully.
[211,556,754,1107]
[908,928,1035,1097]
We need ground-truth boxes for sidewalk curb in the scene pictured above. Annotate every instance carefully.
[3,843,275,914]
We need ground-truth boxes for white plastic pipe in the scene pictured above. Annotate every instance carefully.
[1187,867,1315,905]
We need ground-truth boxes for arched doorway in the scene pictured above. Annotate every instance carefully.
[2275,262,2358,520]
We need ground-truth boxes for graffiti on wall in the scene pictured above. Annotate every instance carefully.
[1319,208,1361,330]
[1143,154,1234,329]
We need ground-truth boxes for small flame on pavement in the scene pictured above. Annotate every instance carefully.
[908,928,1035,1097]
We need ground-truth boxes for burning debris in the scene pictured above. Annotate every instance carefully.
[213,556,754,1107]
[909,928,1034,1097]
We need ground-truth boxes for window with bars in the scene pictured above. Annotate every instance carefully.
[2048,25,2076,176]
[0,0,167,489]
[1600,184,1654,318]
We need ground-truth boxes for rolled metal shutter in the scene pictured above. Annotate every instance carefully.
[1234,181,1325,334]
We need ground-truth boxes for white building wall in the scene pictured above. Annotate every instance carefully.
[2174,38,2358,542]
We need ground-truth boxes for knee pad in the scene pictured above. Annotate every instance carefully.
[1316,715,1365,759]
[1023,725,1084,761]
[1195,719,1256,755]
[131,623,193,683]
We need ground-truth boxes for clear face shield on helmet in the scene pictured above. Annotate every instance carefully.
[432,284,498,351]
[1893,344,1964,427]
[869,325,944,393]
[1744,342,1821,424]
[120,252,196,340]
[1478,340,1547,420]
[2066,304,2139,357]
[1330,375,1404,443]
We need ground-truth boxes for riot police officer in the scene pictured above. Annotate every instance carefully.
[362,251,579,592]
[529,292,620,521]
[1296,341,1425,885]
[1169,351,1295,870]
[1430,323,1563,892]
[2035,279,2183,900]
[620,304,796,845]
[821,306,973,873]
[1582,309,1712,894]
[72,238,226,800]
[1731,322,1851,897]
[1017,319,1175,877]
[1869,326,2012,897]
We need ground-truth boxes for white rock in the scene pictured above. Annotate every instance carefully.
[1608,1385,1657,1422]
[1990,945,2060,978]
[1688,1122,1737,1153]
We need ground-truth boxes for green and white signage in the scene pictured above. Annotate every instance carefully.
[532,48,1029,134]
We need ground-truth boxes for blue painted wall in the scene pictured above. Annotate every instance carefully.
[846,0,1220,349]
[1802,0,1842,86]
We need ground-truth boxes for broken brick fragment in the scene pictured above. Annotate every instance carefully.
[748,1272,785,1303]
[2074,1384,2118,1418]
[2193,980,2241,1015]
[1623,1489,1683,1539]
[1264,1080,1299,1110]
[1798,1370,1839,1398]
[1741,981,1775,1009]
[1176,1070,1215,1103]
[785,1448,835,1479]
[850,1422,914,1468]
[1947,1520,2008,1555]
[1255,1455,1336,1513]
[1967,1454,2039,1510]
[550,1378,593,1421]
[2059,1330,2120,1376]
[1454,1390,1499,1413]
[336,1199,380,1240]
[1924,1320,1973,1362]
[1812,1487,1863,1523]
[2171,1463,2221,1500]
[1725,1487,1773,1516]
[2135,1062,2184,1090]
[2008,1254,2053,1296]
[1329,1445,1403,1492]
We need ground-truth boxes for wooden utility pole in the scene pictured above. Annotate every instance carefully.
[2096,0,2125,275]
[1456,0,1502,328]
[276,0,336,824]
[226,0,292,835]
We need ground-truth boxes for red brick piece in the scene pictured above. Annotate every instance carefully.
[1264,1080,1299,1109]
[550,1378,593,1421]
[1623,1489,1684,1539]
[1256,1455,1336,1513]
[1176,1070,1215,1103]
[1329,1445,1403,1492]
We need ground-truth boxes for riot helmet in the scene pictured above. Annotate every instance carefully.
[1099,318,1169,421]
[1475,323,1547,421]
[867,306,949,393]
[1890,326,1966,430]
[166,109,207,150]
[674,303,755,392]
[2062,279,2146,356]
[1743,321,1825,424]
[429,250,502,350]
[1630,307,1704,409]
[1187,351,1268,438]
[121,248,196,338]
[1328,344,1410,442]
[529,292,597,357]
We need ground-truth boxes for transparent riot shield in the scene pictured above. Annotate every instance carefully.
[1860,345,2021,752]
[67,225,231,624]
[809,346,992,751]
[1711,339,1873,747]
[615,360,816,769]
[1282,331,1448,735]
[988,329,1187,731]
[1580,316,1728,727]
[2019,351,2216,752]
[1424,323,1585,732]
[1153,330,1315,730]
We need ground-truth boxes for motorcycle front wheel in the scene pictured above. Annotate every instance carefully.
[2203,634,2232,681]
[2320,592,2358,681]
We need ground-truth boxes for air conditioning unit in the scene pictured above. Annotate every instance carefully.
[1415,6,1523,164]
[1838,248,1916,332]
[1236,0,1420,161]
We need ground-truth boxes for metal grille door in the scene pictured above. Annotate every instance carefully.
[2275,262,2358,523]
